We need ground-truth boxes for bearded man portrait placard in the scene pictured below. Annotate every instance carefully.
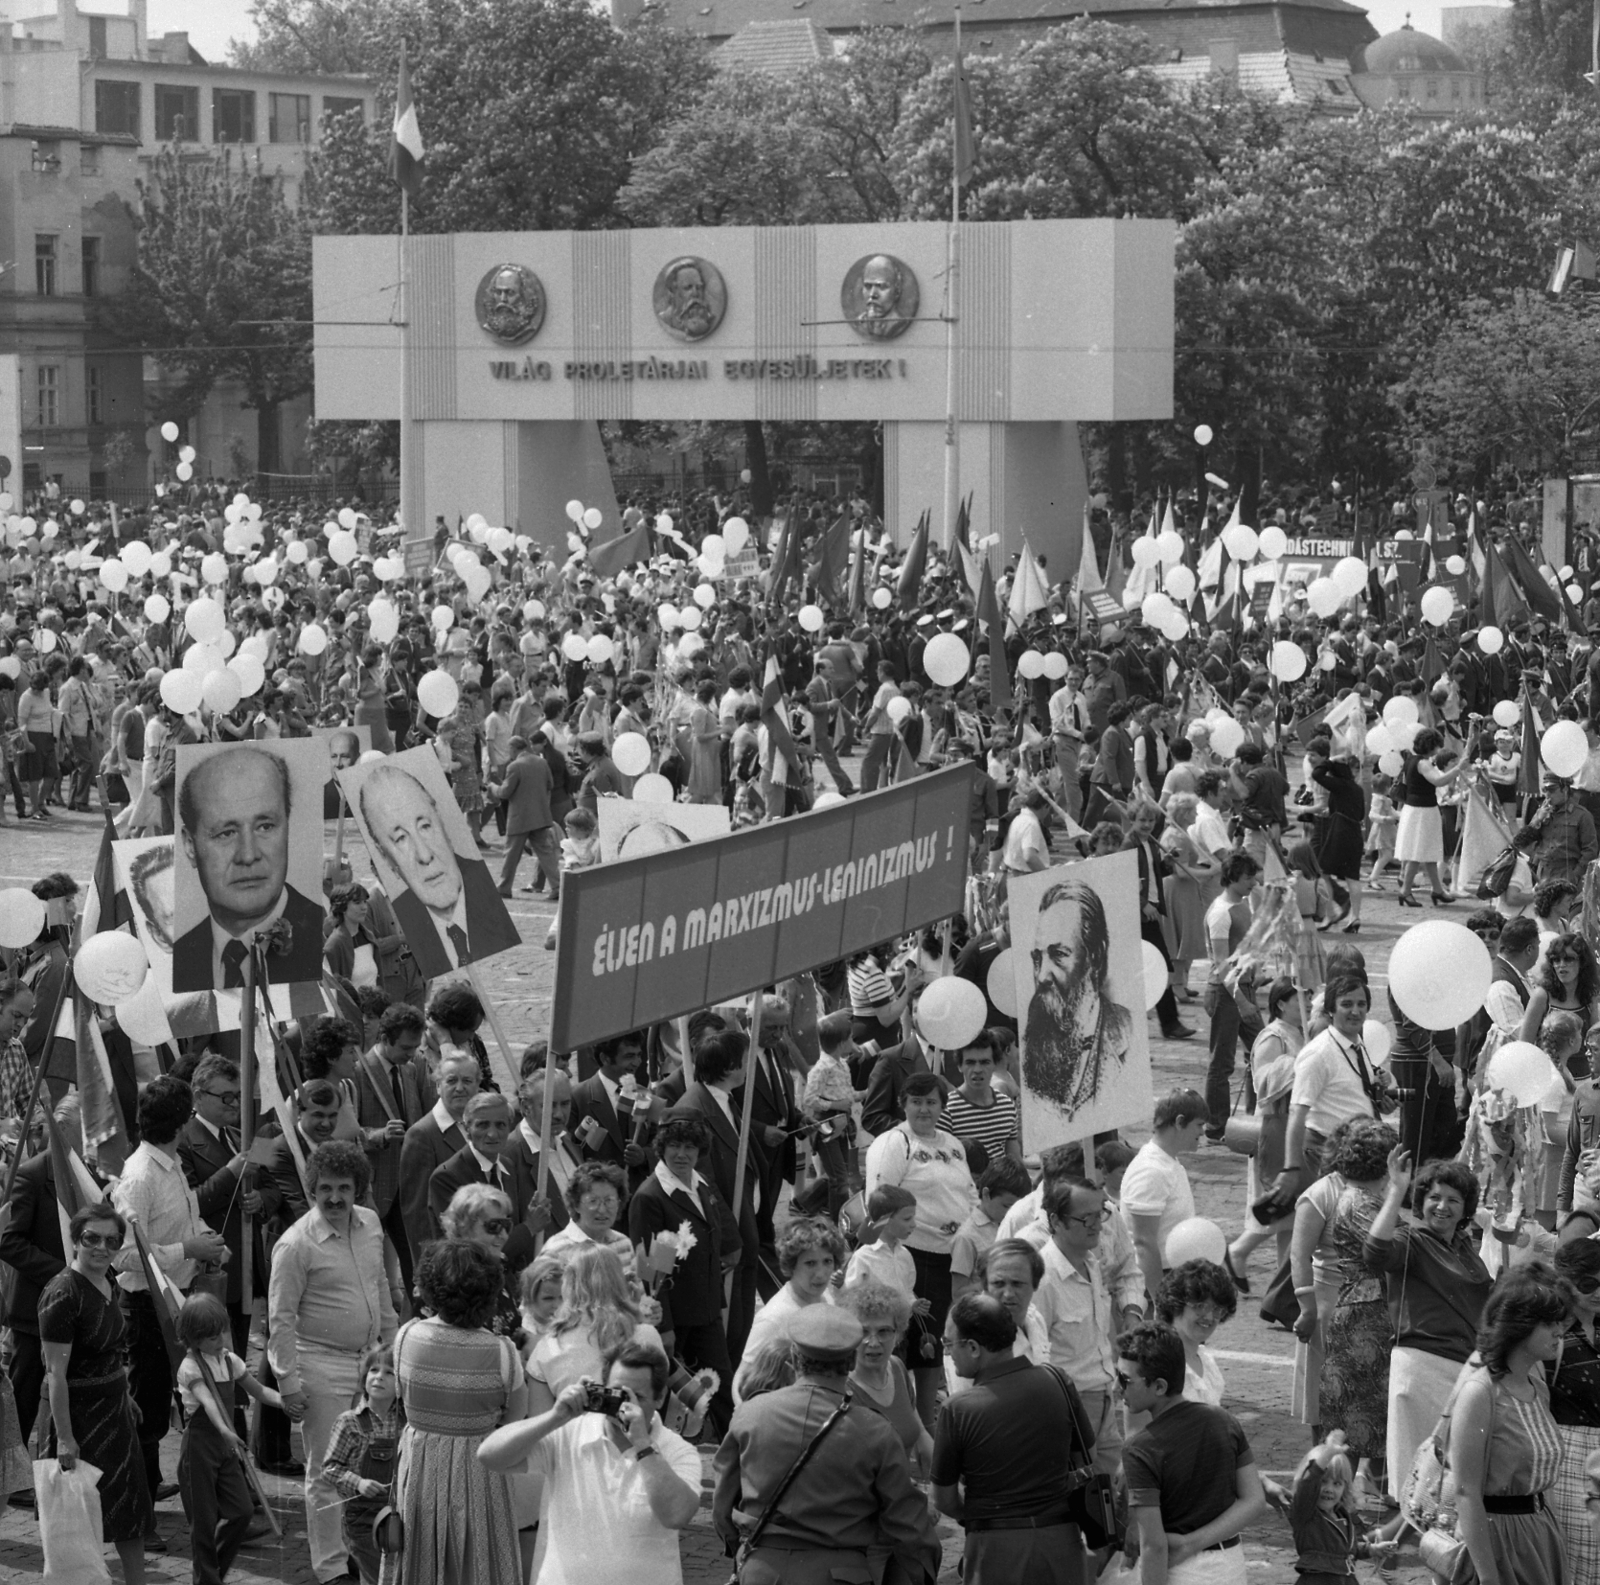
[1010,851,1153,1146]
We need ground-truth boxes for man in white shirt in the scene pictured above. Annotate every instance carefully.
[1031,1177,1145,1475]
[1048,664,1089,821]
[1281,971,1382,1189]
[1119,1089,1206,1304]
[113,1077,229,1519]
[1191,771,1234,864]
[1477,916,1540,1082]
[860,661,901,794]
[478,1340,701,1585]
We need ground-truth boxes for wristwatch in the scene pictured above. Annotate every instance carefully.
[635,1446,658,1462]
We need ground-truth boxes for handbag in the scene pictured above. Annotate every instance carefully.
[1222,1080,1260,1158]
[1476,844,1518,900]
[726,1392,852,1583]
[1402,1361,1491,1585]
[1044,1365,1123,1550]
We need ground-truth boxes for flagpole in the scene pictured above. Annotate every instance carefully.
[399,180,411,555]
[941,7,963,555]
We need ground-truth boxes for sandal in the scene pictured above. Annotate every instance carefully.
[1341,921,1361,933]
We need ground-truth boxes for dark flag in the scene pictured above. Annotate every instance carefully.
[390,42,425,200]
[1498,532,1565,625]
[897,511,929,615]
[813,513,851,602]
[976,559,1010,712]
[587,518,651,580]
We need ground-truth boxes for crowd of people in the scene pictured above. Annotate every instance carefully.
[4,477,1600,1585]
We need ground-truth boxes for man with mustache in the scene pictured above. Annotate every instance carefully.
[1023,878,1132,1121]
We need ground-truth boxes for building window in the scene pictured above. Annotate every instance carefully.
[1451,77,1462,99]
[35,236,58,297]
[81,143,100,176]
[94,79,141,138]
[36,366,60,429]
[30,140,60,173]
[269,92,311,143]
[82,237,101,298]
[213,88,256,144]
[1396,78,1412,99]
[1426,76,1439,98]
[155,84,200,141]
[323,95,364,126]
[87,366,103,425]
[88,15,107,59]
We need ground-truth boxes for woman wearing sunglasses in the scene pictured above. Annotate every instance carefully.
[1548,1240,1600,1581]
[1519,932,1600,1047]
[38,1204,153,1585]
[440,1183,525,1342]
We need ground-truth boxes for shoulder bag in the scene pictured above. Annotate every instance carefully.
[1403,1360,1492,1585]
[726,1391,853,1584]
[1043,1364,1124,1550]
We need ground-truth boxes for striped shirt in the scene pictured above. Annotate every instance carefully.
[942,1088,1019,1167]
[848,960,895,1018]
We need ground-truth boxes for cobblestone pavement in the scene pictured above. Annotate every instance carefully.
[0,796,1434,1583]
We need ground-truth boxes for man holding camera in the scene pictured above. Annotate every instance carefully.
[477,1340,701,1584]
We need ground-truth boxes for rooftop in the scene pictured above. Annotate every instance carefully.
[718,17,836,68]
[1152,46,1360,104]
[1355,19,1470,71]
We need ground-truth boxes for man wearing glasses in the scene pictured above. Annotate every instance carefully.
[1031,1176,1145,1477]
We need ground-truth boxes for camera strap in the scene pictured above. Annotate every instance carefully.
[734,1389,852,1569]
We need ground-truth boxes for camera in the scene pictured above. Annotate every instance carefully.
[584,1382,629,1417]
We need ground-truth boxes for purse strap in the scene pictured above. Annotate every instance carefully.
[1043,1364,1095,1477]
[737,1389,853,1561]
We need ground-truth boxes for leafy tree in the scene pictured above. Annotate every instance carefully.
[300,0,710,237]
[112,148,312,475]
[1399,291,1600,473]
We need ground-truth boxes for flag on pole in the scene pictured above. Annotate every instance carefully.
[813,513,852,601]
[128,1219,187,1373]
[976,560,1010,712]
[390,42,425,199]
[1008,540,1050,630]
[759,654,805,791]
[1074,503,1104,597]
[1104,528,1126,605]
[953,493,981,595]
[41,1103,105,1256]
[1520,683,1544,802]
[953,46,976,187]
[1122,501,1160,608]
[768,517,796,606]
[586,517,651,580]
[74,812,132,1174]
[846,529,865,616]
[1498,531,1565,624]
[897,511,930,615]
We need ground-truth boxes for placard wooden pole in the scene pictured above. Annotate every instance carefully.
[678,1015,694,1087]
[532,1045,558,1257]
[465,962,521,1097]
[239,938,257,1311]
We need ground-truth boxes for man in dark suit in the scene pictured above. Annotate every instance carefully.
[682,1029,760,1361]
[260,1079,345,1224]
[488,736,560,898]
[172,744,327,992]
[352,1003,436,1297]
[503,1063,578,1238]
[397,1046,478,1270]
[743,1003,806,1300]
[861,1015,933,1138]
[356,759,520,979]
[567,1032,650,1186]
[427,1092,549,1271]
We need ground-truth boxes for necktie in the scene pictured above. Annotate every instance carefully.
[446,923,470,964]
[221,940,247,989]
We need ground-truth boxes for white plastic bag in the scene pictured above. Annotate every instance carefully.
[34,1458,112,1585]
[1096,1556,1142,1585]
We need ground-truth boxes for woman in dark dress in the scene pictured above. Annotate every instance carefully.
[1306,737,1365,932]
[40,1203,153,1584]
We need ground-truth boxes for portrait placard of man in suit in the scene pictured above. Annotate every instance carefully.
[340,746,521,981]
[314,724,369,818]
[171,740,329,993]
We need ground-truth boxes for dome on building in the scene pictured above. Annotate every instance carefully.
[1355,20,1469,75]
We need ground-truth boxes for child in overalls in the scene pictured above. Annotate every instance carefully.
[174,1293,283,1585]
[322,1344,404,1585]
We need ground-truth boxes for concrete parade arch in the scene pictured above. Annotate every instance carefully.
[312,218,1174,576]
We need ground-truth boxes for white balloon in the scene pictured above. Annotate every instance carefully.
[122,541,152,576]
[632,773,674,804]
[1156,530,1185,566]
[657,603,680,631]
[1306,577,1342,618]
[1446,555,1466,576]
[286,540,308,564]
[1222,524,1258,561]
[1209,718,1245,758]
[1542,719,1589,779]
[183,643,225,678]
[1382,695,1420,728]
[582,507,603,531]
[1141,591,1174,625]
[35,628,57,655]
[1269,641,1306,682]
[923,633,971,688]
[678,606,703,632]
[159,669,203,714]
[144,594,170,623]
[797,605,825,633]
[298,623,329,657]
[1165,565,1196,602]
[586,634,615,665]
[566,500,585,523]
[114,975,173,1047]
[1332,556,1368,598]
[1419,586,1453,626]
[201,552,229,586]
[1486,1041,1558,1107]
[1363,1019,1393,1065]
[886,695,913,724]
[1257,525,1288,560]
[1163,1217,1227,1267]
[1478,626,1504,655]
[252,558,279,587]
[329,531,359,566]
[524,599,546,622]
[228,653,265,697]
[1492,699,1521,729]
[431,606,455,631]
[560,633,589,662]
[338,507,358,530]
[202,667,243,714]
[149,551,172,577]
[612,733,652,777]
[160,420,179,443]
[693,584,716,610]
[1378,749,1404,777]
[416,670,460,718]
[368,599,399,644]
[986,948,1020,1017]
[177,446,196,466]
[1017,651,1045,680]
[1389,920,1491,1030]
[1043,652,1069,681]
[872,587,893,610]
[185,597,226,643]
[1141,939,1167,1011]
[1365,724,1394,758]
[722,518,749,556]
[701,534,726,563]
[676,631,704,659]
[74,931,149,1006]
[1193,424,1214,446]
[0,889,46,949]
[98,559,128,593]
[175,461,194,481]
[915,976,987,1050]
[1130,536,1160,568]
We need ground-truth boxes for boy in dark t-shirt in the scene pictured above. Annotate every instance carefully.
[1117,1322,1267,1582]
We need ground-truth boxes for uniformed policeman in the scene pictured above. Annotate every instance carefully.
[712,1306,942,1585]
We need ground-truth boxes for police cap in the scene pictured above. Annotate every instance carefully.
[789,1306,863,1364]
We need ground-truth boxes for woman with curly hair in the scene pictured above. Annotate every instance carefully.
[542,1161,633,1263]
[1450,1263,1570,1585]
[1520,932,1600,1044]
[394,1239,527,1585]
[1547,1240,1600,1580]
[1395,726,1465,906]
[836,1279,931,1477]
[527,1244,663,1414]
[1154,1258,1238,1407]
[732,1218,848,1405]
[1363,1146,1492,1501]
[1290,1118,1399,1487]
